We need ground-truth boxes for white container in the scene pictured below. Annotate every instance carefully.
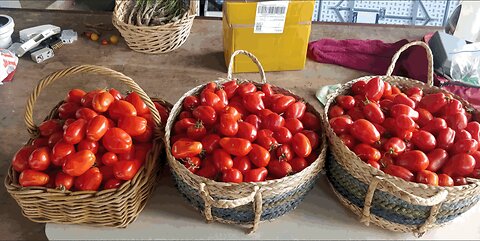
[0,15,14,49]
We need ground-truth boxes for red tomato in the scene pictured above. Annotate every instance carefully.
[109,88,123,100]
[12,146,35,172]
[186,121,207,140]
[271,95,295,114]
[405,87,423,97]
[193,106,217,126]
[362,102,385,124]
[228,99,248,117]
[289,157,308,173]
[154,102,169,123]
[383,82,393,98]
[328,105,344,119]
[223,80,239,99]
[248,144,271,167]
[442,153,475,176]
[236,82,256,97]
[411,130,436,152]
[233,156,251,173]
[19,169,49,187]
[195,158,218,179]
[102,152,118,166]
[200,134,220,154]
[65,89,86,104]
[453,176,467,186]
[92,91,114,113]
[48,131,63,148]
[395,114,415,131]
[261,83,274,98]
[450,139,479,154]
[436,127,456,150]
[419,93,448,114]
[416,108,433,127]
[276,144,294,161]
[455,130,472,142]
[201,90,225,111]
[221,106,242,122]
[393,93,416,109]
[104,179,123,189]
[347,107,366,121]
[273,127,293,144]
[336,95,355,110]
[99,165,115,181]
[85,115,109,141]
[181,156,201,173]
[236,122,257,142]
[113,160,141,181]
[55,172,74,190]
[379,155,394,168]
[62,118,76,130]
[268,159,292,178]
[354,144,381,162]
[245,114,261,129]
[32,137,49,148]
[38,119,62,137]
[427,149,449,172]
[221,168,243,183]
[300,112,321,131]
[243,167,268,182]
[301,130,320,150]
[74,167,102,191]
[255,135,279,151]
[383,137,406,156]
[174,118,196,134]
[109,100,137,120]
[172,140,202,158]
[219,137,252,157]
[80,90,102,108]
[134,143,152,161]
[383,165,414,181]
[282,118,303,135]
[438,174,454,187]
[329,116,353,135]
[75,107,98,121]
[351,80,366,95]
[243,91,265,113]
[396,150,429,172]
[444,99,464,116]
[125,92,149,115]
[409,94,422,103]
[58,102,81,119]
[219,114,239,136]
[379,99,394,112]
[368,160,381,169]
[339,134,356,149]
[364,77,384,101]
[51,140,75,166]
[28,147,50,171]
[213,149,233,171]
[285,102,306,120]
[63,150,96,176]
[178,111,193,120]
[102,128,133,154]
[77,139,99,154]
[263,113,285,131]
[466,122,480,142]
[390,104,419,120]
[216,89,228,107]
[416,170,439,186]
[349,119,380,144]
[183,95,200,110]
[422,118,447,134]
[291,133,312,157]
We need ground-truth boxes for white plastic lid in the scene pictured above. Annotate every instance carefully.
[0,15,14,35]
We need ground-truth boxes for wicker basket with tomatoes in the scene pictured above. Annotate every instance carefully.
[165,50,327,233]
[5,65,171,227]
[324,41,480,236]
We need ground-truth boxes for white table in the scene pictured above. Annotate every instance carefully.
[46,172,480,240]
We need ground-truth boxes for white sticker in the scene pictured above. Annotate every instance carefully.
[254,1,289,34]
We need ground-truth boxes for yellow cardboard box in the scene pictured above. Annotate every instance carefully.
[223,0,314,73]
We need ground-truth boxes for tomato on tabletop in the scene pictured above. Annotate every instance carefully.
[171,140,202,159]
[102,128,133,154]
[19,170,50,187]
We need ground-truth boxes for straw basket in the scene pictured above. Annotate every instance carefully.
[112,0,196,54]
[165,50,327,233]
[4,65,169,227]
[324,41,480,236]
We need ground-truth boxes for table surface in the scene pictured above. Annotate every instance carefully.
[0,8,466,240]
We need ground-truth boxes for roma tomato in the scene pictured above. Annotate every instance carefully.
[329,116,353,135]
[172,140,202,158]
[48,131,63,147]
[396,150,429,172]
[379,99,394,112]
[261,83,274,97]
[362,102,385,124]
[174,118,196,134]
[466,122,480,142]
[109,88,123,100]
[182,157,201,173]
[301,112,321,131]
[55,172,74,190]
[12,146,35,172]
[416,170,439,186]
[263,113,285,131]
[237,122,257,142]
[249,144,271,167]
[419,92,448,114]
[86,115,109,141]
[102,152,119,166]
[364,77,384,101]
[186,121,207,140]
[383,165,414,181]
[133,125,153,143]
[395,114,415,131]
[28,147,50,171]
[438,174,454,187]
[221,106,242,122]
[273,127,292,144]
[301,130,320,150]
[222,168,243,183]
[255,135,279,151]
[444,99,464,116]
[201,90,225,111]
[271,95,295,114]
[383,82,393,98]
[453,176,468,186]
[178,110,193,120]
[213,149,233,171]
[58,102,81,119]
[379,155,394,168]
[406,87,423,97]
[393,93,416,109]
[77,139,99,154]
[427,149,448,172]
[328,105,344,119]
[19,170,49,187]
[75,107,98,121]
[284,118,303,134]
[349,119,380,144]
[201,134,220,154]
[243,91,265,113]
[223,80,239,99]
[268,159,292,178]
[109,100,137,120]
[125,92,149,115]
[62,150,96,176]
[75,167,102,191]
[51,140,75,166]
[455,130,472,142]
[416,108,433,127]
[99,165,115,181]
[117,145,135,161]
[436,127,456,150]
[193,106,217,126]
[276,144,294,161]
[368,160,381,169]
[339,134,356,149]
[38,120,62,137]
[422,118,447,134]
[104,179,123,189]
[65,89,86,104]
[291,133,312,157]
[102,128,133,154]
[80,90,102,108]
[32,137,49,148]
[354,144,381,162]
[219,114,239,137]
[183,95,200,110]
[411,130,436,152]
[289,157,308,172]
[92,91,114,113]
[236,82,256,97]
[228,99,248,117]
[390,104,419,120]
[383,137,406,156]
[243,167,268,182]
[154,102,169,124]
[442,153,475,176]
[351,80,366,95]
[336,95,355,110]
[233,156,252,173]
[285,101,306,119]
[215,89,229,108]
[219,137,252,157]
[347,107,366,121]
[450,139,478,154]
[245,114,261,129]
[113,160,140,181]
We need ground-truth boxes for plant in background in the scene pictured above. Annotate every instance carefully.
[126,0,188,26]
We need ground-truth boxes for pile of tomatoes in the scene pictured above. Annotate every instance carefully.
[11,88,169,191]
[329,77,480,186]
[170,81,322,183]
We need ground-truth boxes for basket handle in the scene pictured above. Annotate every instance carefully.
[386,41,434,87]
[24,65,162,137]
[227,50,267,84]
[199,183,263,233]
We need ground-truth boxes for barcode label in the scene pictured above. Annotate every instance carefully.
[254,1,289,34]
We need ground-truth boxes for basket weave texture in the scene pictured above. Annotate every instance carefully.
[112,0,196,54]
[165,50,327,233]
[324,41,480,236]
[4,65,169,227]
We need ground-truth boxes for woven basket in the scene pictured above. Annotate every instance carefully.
[165,50,327,233]
[4,65,170,227]
[112,0,196,54]
[324,41,480,236]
